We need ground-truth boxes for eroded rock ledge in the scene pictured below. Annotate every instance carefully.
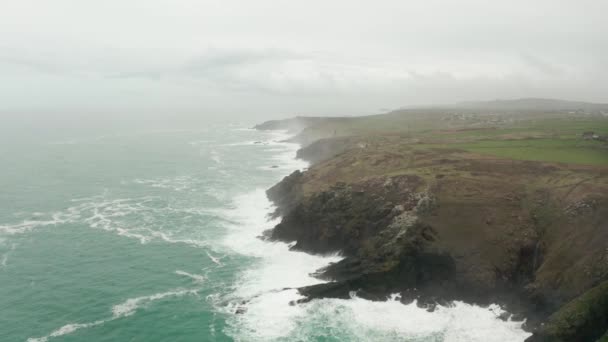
[265,136,608,341]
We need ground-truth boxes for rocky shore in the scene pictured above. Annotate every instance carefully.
[257,117,608,341]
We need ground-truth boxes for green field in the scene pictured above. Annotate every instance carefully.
[440,118,608,166]
[297,111,608,166]
[452,139,608,166]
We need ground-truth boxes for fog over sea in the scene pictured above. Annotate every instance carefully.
[0,120,531,341]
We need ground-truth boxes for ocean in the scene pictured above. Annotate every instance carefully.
[0,120,531,341]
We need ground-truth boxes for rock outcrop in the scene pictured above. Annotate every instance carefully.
[527,281,608,341]
[265,136,608,339]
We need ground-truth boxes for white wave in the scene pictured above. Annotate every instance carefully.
[83,203,211,247]
[112,288,199,318]
[175,270,206,283]
[220,188,341,339]
[206,251,224,266]
[253,295,531,342]
[0,196,161,237]
[147,230,210,248]
[28,288,200,342]
[0,208,81,235]
[78,197,213,248]
[27,320,105,342]
[83,200,153,244]
[0,193,221,249]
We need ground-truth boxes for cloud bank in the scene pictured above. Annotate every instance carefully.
[1,0,606,119]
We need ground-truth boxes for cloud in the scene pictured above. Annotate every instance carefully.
[0,0,606,117]
[0,53,64,74]
[520,54,564,76]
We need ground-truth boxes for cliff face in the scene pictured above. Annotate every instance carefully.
[265,136,608,340]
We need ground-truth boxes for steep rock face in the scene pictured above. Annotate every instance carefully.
[270,171,545,309]
[265,141,608,334]
[271,175,422,255]
[299,222,456,303]
[266,170,304,218]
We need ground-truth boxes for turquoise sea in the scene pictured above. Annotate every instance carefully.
[0,120,531,341]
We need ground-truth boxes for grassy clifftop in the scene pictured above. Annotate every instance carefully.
[268,101,608,166]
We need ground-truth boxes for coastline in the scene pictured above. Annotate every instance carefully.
[234,127,531,341]
[254,115,608,341]
[219,129,344,340]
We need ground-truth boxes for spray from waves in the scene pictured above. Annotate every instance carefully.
[214,130,531,341]
[27,288,201,342]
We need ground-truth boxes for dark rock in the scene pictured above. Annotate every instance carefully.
[266,170,304,218]
[525,281,608,342]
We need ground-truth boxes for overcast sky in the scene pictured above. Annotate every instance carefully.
[1,0,607,120]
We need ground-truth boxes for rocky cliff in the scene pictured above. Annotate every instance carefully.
[262,129,608,341]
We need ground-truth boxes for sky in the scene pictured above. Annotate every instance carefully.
[1,0,607,120]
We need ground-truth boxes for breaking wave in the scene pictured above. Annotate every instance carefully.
[27,288,201,342]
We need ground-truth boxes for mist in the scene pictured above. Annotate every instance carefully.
[1,0,607,122]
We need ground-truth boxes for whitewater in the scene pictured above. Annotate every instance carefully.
[0,122,531,341]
